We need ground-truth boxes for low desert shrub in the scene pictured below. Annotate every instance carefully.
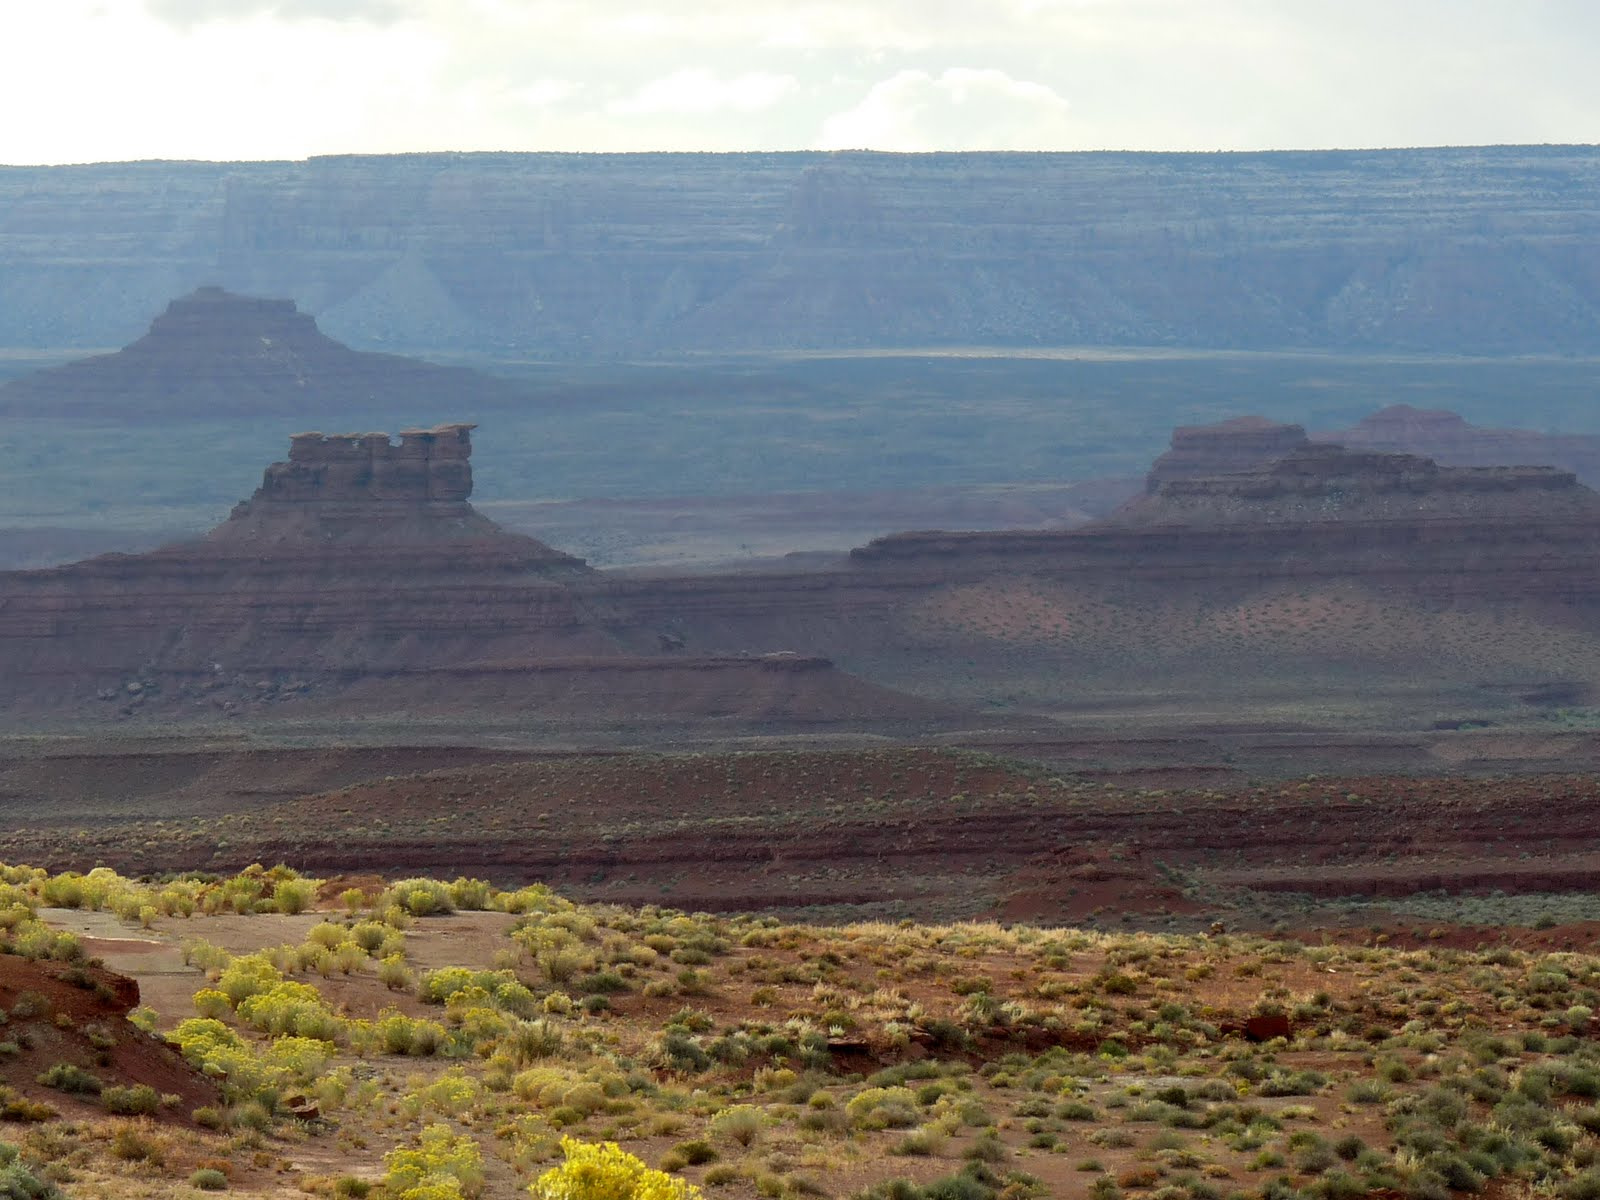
[530,1137,702,1199]
[384,879,455,918]
[109,1125,162,1164]
[35,1063,100,1095]
[382,1123,484,1199]
[101,1085,159,1116]
[709,1104,765,1148]
[661,1140,719,1171]
[0,1139,61,1200]
[847,1088,921,1132]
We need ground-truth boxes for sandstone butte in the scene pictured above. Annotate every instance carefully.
[0,423,954,730]
[5,415,1600,726]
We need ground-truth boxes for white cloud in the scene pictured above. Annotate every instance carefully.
[510,80,582,109]
[816,68,1072,151]
[3,0,1600,160]
[610,69,798,116]
[146,0,407,24]
[0,4,443,163]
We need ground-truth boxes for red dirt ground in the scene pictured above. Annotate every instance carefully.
[8,748,1600,932]
[0,955,219,1124]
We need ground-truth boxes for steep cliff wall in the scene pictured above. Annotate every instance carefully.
[1318,406,1600,486]
[10,418,1600,725]
[212,423,514,544]
[846,428,1600,607]
[3,147,1599,356]
[1142,417,1312,493]
[0,424,599,707]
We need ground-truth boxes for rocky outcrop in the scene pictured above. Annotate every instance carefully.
[1318,405,1600,486]
[211,423,524,545]
[846,422,1600,607]
[11,414,1600,728]
[1115,442,1599,526]
[1142,417,1311,493]
[200,422,588,561]
[0,424,603,713]
[0,425,968,731]
[0,286,528,418]
[4,147,1600,357]
[1105,415,1600,526]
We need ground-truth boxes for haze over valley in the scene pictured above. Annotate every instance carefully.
[6,5,1600,1199]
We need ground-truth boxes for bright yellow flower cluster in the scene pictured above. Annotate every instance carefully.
[530,1137,703,1200]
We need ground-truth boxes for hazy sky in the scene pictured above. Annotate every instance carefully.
[4,0,1598,163]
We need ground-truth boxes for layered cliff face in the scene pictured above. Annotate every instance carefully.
[512,419,1600,713]
[3,147,1600,357]
[1318,406,1600,486]
[0,425,961,732]
[10,415,1600,730]
[0,425,604,712]
[1142,417,1313,493]
[0,286,526,418]
[812,422,1600,716]
[842,420,1600,613]
[857,419,1600,548]
[1113,442,1600,527]
[196,421,590,565]
[214,423,501,545]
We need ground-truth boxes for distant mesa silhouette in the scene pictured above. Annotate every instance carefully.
[0,286,527,418]
[1142,416,1314,493]
[1315,405,1600,488]
[854,413,1600,563]
[1115,415,1600,526]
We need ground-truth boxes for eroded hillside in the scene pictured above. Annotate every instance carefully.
[4,147,1600,356]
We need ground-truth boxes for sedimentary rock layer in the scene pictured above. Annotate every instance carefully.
[1318,406,1600,486]
[1143,417,1315,493]
[3,147,1600,356]
[845,423,1600,605]
[9,417,1600,723]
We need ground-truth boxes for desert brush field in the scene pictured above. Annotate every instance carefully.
[5,862,1600,1199]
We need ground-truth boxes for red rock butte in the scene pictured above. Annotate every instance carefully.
[209,423,524,546]
[0,424,962,731]
[9,414,1600,727]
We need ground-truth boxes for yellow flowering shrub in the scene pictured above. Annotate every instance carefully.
[383,1123,484,1200]
[168,1018,333,1101]
[530,1138,702,1200]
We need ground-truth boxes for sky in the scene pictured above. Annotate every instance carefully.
[3,0,1598,164]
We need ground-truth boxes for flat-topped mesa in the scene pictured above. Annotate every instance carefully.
[0,286,528,419]
[1314,405,1600,488]
[1322,404,1475,450]
[1143,416,1311,493]
[130,285,318,358]
[1110,442,1599,526]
